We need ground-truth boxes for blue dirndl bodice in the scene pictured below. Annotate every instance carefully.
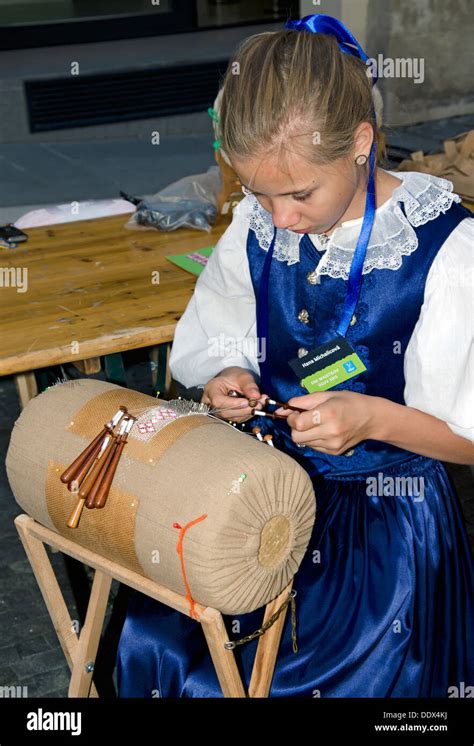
[245,200,472,478]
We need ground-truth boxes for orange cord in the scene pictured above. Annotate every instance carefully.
[173,514,208,620]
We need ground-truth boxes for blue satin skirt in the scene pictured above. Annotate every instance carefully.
[116,455,474,697]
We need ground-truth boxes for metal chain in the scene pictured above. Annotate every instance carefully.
[224,589,298,653]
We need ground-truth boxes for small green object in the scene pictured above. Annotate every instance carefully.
[239,473,247,482]
[207,107,219,123]
[166,247,214,277]
[212,138,221,150]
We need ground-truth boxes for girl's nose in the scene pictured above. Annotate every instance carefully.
[271,202,301,230]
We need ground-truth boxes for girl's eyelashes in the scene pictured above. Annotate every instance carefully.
[250,190,315,202]
[293,191,314,202]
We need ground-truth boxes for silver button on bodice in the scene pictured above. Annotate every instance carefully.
[350,314,357,326]
[306,270,320,285]
[298,309,309,324]
[298,347,309,358]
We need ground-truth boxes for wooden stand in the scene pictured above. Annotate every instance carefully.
[15,514,292,698]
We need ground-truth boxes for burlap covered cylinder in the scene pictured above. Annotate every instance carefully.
[6,379,316,614]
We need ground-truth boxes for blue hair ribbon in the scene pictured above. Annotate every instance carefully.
[285,13,377,85]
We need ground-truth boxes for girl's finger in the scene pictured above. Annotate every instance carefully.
[241,381,262,402]
[291,430,327,448]
[286,410,320,431]
[274,406,292,415]
[211,396,251,418]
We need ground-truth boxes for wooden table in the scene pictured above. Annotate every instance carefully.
[0,211,232,407]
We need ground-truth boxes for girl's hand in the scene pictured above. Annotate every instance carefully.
[200,366,268,424]
[275,390,377,455]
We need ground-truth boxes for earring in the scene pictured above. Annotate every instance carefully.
[355,154,368,166]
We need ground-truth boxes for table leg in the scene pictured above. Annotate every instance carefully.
[73,358,102,375]
[14,372,38,409]
[149,343,171,398]
[104,353,127,386]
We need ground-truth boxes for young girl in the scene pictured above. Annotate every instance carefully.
[116,14,474,698]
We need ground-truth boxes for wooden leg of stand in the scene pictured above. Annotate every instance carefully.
[15,515,99,698]
[68,569,112,697]
[199,607,246,698]
[15,515,288,699]
[248,579,293,697]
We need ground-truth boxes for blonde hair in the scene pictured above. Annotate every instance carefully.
[215,30,384,178]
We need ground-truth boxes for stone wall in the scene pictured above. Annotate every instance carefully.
[300,0,473,125]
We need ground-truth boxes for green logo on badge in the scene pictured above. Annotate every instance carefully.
[301,353,367,392]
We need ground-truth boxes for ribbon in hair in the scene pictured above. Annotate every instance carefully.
[285,13,378,85]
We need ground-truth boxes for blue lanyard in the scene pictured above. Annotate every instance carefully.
[336,142,376,337]
[256,141,377,392]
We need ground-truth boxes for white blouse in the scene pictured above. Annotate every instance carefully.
[169,171,474,443]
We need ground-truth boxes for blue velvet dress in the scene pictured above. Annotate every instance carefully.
[116,200,474,698]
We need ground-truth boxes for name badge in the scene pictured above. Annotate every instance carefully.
[288,336,367,392]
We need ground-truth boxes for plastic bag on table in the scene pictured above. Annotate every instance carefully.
[124,165,222,232]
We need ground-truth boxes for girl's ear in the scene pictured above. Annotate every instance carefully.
[352,121,374,160]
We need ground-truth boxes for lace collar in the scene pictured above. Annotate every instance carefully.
[242,170,462,279]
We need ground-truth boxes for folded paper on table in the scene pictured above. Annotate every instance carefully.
[166,247,214,276]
